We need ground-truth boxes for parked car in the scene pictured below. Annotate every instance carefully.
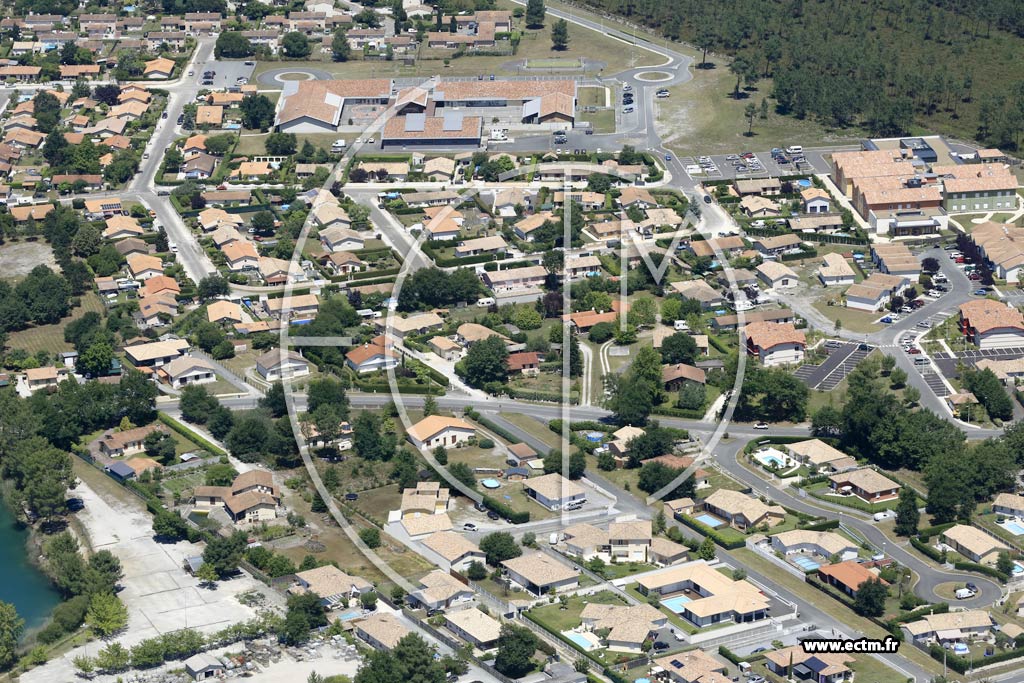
[753,422,769,430]
[880,316,893,324]
[973,289,988,295]
[487,510,500,520]
[652,642,669,651]
[463,522,479,532]
[703,194,712,204]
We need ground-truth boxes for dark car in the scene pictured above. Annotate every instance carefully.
[652,641,669,651]
[859,343,872,351]
[244,60,255,65]
[966,582,978,592]
[66,498,85,511]
[487,510,500,520]
[703,194,712,204]
[344,492,358,501]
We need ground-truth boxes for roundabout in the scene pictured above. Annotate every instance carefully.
[256,67,333,87]
[634,70,673,82]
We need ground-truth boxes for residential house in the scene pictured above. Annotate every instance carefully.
[345,342,398,374]
[662,363,706,392]
[319,225,364,253]
[844,272,909,312]
[482,265,549,292]
[940,524,1009,565]
[785,439,857,473]
[770,530,858,562]
[580,603,666,654]
[669,279,725,310]
[429,336,462,361]
[421,531,485,572]
[290,565,371,609]
[522,473,586,510]
[222,240,259,271]
[144,57,175,79]
[356,614,411,651]
[399,482,450,518]
[801,188,832,213]
[903,610,992,645]
[734,177,782,196]
[608,519,652,562]
[263,293,319,320]
[817,253,856,287]
[743,321,806,366]
[755,261,799,290]
[740,195,781,218]
[409,571,473,611]
[993,492,1024,518]
[828,468,901,503]
[445,609,501,652]
[958,300,1024,350]
[207,300,243,325]
[97,424,167,457]
[454,236,507,258]
[127,253,164,281]
[193,469,281,524]
[634,560,770,627]
[377,311,444,340]
[406,415,475,450]
[502,552,579,596]
[124,339,189,368]
[763,646,853,683]
[157,356,216,388]
[702,489,785,531]
[752,233,802,256]
[817,561,887,597]
[507,351,541,375]
[255,349,310,381]
[102,215,144,240]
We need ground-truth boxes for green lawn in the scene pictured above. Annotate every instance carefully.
[500,413,562,450]
[526,591,643,666]
[577,86,608,107]
[811,300,881,334]
[578,108,615,134]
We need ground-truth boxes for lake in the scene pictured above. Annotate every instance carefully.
[0,501,60,631]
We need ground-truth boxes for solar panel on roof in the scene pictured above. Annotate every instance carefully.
[442,111,463,131]
[405,113,426,132]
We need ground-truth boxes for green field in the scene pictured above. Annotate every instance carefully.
[526,58,583,68]
[7,292,106,356]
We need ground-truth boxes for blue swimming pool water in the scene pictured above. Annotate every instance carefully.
[759,454,785,467]
[565,632,594,650]
[1014,562,1024,576]
[585,432,604,442]
[661,595,692,614]
[695,513,724,528]
[792,556,820,571]
[338,611,362,621]
[1003,521,1024,536]
[481,478,500,489]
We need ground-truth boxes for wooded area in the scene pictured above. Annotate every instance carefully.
[573,0,1024,149]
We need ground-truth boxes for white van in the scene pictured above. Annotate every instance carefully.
[673,319,690,331]
[549,532,559,545]
[955,588,975,600]
[331,139,346,151]
[476,297,495,307]
[786,145,803,155]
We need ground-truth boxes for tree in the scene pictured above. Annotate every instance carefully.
[240,94,276,130]
[889,367,908,389]
[894,487,919,536]
[266,132,297,156]
[282,32,311,58]
[95,642,129,672]
[215,31,254,58]
[525,0,545,27]
[462,335,509,388]
[331,27,351,61]
[466,561,487,580]
[568,451,586,480]
[661,332,698,365]
[152,510,190,541]
[853,578,888,617]
[143,431,176,463]
[494,624,538,678]
[903,385,921,406]
[202,531,248,578]
[479,532,522,566]
[43,130,70,168]
[729,55,752,99]
[359,527,381,549]
[260,381,287,418]
[551,18,569,50]
[76,342,113,378]
[356,634,444,683]
[745,101,757,135]
[71,222,101,257]
[354,411,396,461]
[197,274,229,301]
[677,382,706,411]
[422,394,438,417]
[86,593,128,637]
[0,602,23,671]
[195,562,219,587]
[698,537,716,561]
[204,134,234,155]
[997,551,1014,577]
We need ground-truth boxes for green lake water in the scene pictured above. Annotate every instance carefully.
[0,500,60,631]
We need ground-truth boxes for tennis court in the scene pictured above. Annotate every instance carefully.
[791,556,820,571]
[695,513,725,528]
[660,594,692,614]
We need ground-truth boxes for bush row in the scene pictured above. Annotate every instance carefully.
[157,412,225,455]
[506,387,579,404]
[674,513,746,550]
[927,642,1024,674]
[482,495,529,524]
[463,408,522,445]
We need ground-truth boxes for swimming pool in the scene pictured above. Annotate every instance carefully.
[337,611,362,621]
[661,595,692,614]
[481,478,500,489]
[1002,520,1024,536]
[1014,561,1024,576]
[754,447,791,469]
[563,631,598,651]
[792,556,820,571]
[695,513,724,528]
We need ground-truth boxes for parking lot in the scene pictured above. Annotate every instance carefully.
[793,342,870,390]
[194,59,255,90]
[683,147,831,181]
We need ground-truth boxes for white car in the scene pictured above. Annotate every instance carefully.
[367,137,375,144]
[462,522,478,532]
[753,422,769,430]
